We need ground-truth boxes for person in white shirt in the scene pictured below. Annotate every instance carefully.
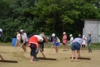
[20,29,28,52]
[81,35,87,52]
[0,28,3,41]
[15,31,21,49]
[68,34,74,50]
[71,36,83,62]
[0,28,3,37]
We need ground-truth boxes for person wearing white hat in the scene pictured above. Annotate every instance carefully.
[20,29,28,52]
[51,33,60,54]
[0,28,3,41]
[62,32,67,51]
[28,35,43,63]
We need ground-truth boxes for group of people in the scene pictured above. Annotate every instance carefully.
[15,29,28,52]
[15,30,48,63]
[52,32,92,62]
[15,30,92,63]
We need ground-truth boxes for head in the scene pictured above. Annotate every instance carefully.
[20,29,24,34]
[52,33,55,37]
[63,32,66,35]
[69,34,72,37]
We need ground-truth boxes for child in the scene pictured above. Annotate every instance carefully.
[20,29,28,52]
[52,33,60,54]
[15,31,21,49]
[81,35,87,52]
[62,32,67,51]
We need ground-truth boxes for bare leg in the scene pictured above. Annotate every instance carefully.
[75,50,80,61]
[30,56,35,63]
[55,46,58,54]
[71,51,75,62]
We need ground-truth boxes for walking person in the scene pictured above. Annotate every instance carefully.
[62,32,67,51]
[20,29,28,52]
[87,34,92,53]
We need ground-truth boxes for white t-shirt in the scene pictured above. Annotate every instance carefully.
[0,28,3,36]
[34,35,43,42]
[82,37,87,45]
[72,38,83,45]
[16,33,21,41]
[0,28,2,32]
[21,33,28,41]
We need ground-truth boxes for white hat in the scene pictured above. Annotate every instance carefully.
[20,29,24,32]
[52,33,55,37]
[70,34,72,37]
[63,32,66,34]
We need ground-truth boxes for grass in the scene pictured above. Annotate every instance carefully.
[0,42,100,50]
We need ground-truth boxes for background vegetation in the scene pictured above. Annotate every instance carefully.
[0,0,100,42]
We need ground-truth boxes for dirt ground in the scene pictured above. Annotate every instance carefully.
[0,46,100,67]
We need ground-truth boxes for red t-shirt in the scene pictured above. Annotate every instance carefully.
[28,36,39,47]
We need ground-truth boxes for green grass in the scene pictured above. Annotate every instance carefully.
[0,42,100,50]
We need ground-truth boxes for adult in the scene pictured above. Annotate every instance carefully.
[28,35,43,63]
[87,34,92,53]
[20,29,28,52]
[71,36,83,62]
[62,32,67,51]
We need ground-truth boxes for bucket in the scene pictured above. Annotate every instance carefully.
[12,38,16,46]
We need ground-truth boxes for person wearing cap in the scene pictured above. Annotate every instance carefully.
[0,28,3,37]
[69,34,74,49]
[87,34,92,53]
[28,35,43,63]
[62,32,67,51]
[52,33,60,54]
[20,29,28,52]
[71,36,83,62]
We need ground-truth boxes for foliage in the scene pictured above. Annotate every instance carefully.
[0,0,100,42]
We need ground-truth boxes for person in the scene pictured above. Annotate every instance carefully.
[20,29,28,52]
[62,32,67,51]
[69,34,74,49]
[39,32,48,51]
[0,28,3,41]
[28,35,43,63]
[15,31,21,49]
[87,34,92,53]
[71,36,83,62]
[81,35,87,52]
[52,33,60,54]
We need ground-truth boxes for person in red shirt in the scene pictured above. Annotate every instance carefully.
[28,35,43,63]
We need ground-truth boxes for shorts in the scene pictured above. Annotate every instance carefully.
[54,42,60,46]
[82,45,86,48]
[29,43,37,56]
[71,42,80,51]
[23,41,28,46]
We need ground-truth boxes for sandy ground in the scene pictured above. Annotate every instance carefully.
[0,46,100,67]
